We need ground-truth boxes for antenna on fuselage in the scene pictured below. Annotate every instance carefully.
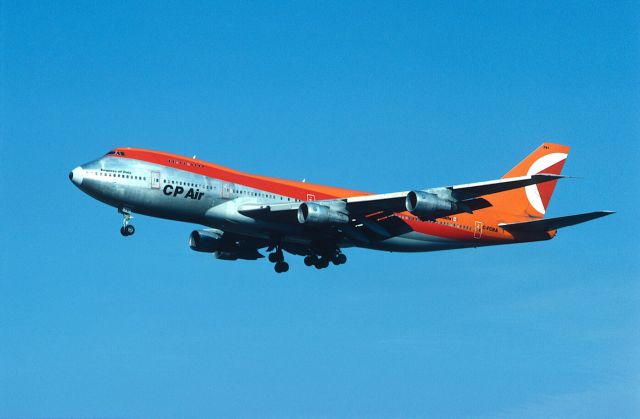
[302,178,306,183]
[192,155,197,159]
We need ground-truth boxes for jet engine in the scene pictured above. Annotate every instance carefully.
[189,229,225,252]
[189,229,263,260]
[405,190,460,218]
[297,202,350,225]
[213,250,262,261]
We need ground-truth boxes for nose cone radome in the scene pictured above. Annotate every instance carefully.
[69,166,84,186]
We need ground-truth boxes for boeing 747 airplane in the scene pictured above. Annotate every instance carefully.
[69,143,613,273]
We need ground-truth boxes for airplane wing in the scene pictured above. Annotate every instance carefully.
[343,173,563,215]
[499,211,614,233]
[233,173,566,244]
[447,174,563,200]
[239,173,562,221]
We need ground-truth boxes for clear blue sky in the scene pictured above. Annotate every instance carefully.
[1,1,638,417]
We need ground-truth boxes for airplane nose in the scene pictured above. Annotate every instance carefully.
[69,166,84,186]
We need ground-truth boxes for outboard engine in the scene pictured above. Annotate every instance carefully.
[405,191,460,218]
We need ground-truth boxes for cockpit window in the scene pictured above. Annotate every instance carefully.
[105,150,125,156]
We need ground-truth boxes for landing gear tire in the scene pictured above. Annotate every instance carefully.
[268,250,284,263]
[331,253,347,265]
[120,225,135,236]
[315,258,330,269]
[274,261,289,273]
[119,208,135,237]
[304,255,317,266]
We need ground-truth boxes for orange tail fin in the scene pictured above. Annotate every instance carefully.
[488,143,570,221]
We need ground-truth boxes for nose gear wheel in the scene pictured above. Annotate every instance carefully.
[119,208,135,236]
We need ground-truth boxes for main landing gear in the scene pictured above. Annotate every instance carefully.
[268,247,289,273]
[266,244,347,273]
[119,208,135,237]
[303,250,347,270]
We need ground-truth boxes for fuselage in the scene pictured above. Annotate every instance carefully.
[70,148,551,255]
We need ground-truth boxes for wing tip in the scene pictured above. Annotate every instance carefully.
[533,173,565,180]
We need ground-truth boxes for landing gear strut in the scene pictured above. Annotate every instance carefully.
[119,208,135,236]
[268,247,289,273]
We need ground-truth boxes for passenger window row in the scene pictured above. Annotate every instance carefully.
[229,188,298,202]
[91,171,146,181]
[163,179,213,190]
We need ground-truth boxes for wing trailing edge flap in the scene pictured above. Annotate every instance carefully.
[499,211,614,232]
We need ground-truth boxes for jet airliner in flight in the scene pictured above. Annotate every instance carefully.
[69,143,613,273]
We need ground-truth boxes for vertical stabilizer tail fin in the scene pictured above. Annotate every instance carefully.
[489,143,570,221]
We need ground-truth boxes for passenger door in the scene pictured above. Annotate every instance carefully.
[150,171,161,189]
[222,183,235,199]
[474,221,483,239]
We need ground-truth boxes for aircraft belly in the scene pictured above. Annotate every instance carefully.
[360,231,474,252]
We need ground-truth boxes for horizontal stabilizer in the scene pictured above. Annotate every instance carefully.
[499,211,614,233]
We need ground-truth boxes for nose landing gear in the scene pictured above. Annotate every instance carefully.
[119,208,135,236]
[120,224,135,236]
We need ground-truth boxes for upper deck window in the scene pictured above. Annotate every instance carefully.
[167,158,204,168]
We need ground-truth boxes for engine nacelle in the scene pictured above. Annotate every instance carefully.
[214,249,263,260]
[297,202,350,225]
[190,229,264,260]
[189,229,225,252]
[405,190,460,218]
[214,251,241,260]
